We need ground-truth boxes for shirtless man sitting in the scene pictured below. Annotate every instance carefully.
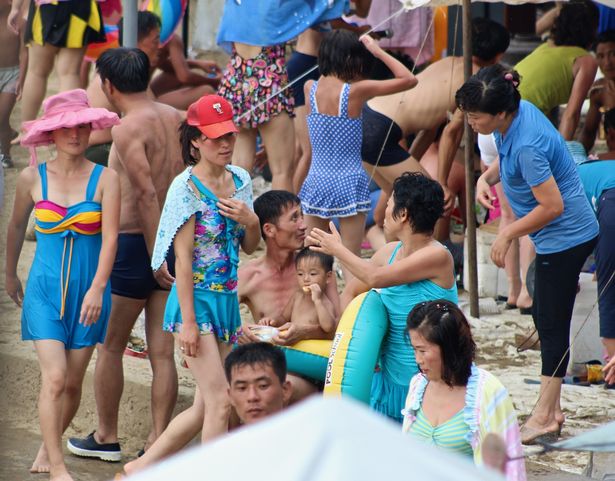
[150,33,221,110]
[238,190,340,401]
[581,30,615,154]
[67,47,184,461]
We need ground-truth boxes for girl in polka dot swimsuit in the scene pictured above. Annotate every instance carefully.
[299,31,417,280]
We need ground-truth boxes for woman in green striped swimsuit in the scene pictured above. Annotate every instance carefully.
[402,300,526,481]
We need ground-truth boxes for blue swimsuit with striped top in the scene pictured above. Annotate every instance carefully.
[22,163,110,349]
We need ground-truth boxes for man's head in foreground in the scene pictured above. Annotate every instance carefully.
[225,343,291,424]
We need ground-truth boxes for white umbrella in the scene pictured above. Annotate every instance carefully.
[124,397,504,481]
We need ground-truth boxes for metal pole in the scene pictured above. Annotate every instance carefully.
[462,0,479,318]
[183,1,190,58]
[122,0,138,48]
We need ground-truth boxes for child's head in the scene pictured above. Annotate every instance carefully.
[295,247,333,290]
[604,108,615,151]
[318,30,374,82]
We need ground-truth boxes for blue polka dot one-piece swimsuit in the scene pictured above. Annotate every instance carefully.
[299,81,371,218]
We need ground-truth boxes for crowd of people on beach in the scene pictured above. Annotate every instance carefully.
[3,1,615,481]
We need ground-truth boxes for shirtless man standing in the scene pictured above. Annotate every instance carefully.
[361,18,509,197]
[85,11,162,166]
[67,47,183,461]
[581,30,615,154]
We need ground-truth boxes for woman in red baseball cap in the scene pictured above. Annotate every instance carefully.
[125,95,261,474]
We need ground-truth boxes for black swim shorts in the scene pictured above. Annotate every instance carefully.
[111,233,176,300]
[361,104,414,167]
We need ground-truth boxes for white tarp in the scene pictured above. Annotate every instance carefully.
[124,397,504,481]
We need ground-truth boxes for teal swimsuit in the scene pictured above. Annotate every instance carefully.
[370,242,458,422]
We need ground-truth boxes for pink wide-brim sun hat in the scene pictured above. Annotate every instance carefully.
[21,89,120,148]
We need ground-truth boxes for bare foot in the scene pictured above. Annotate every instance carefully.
[10,133,22,145]
[520,417,561,445]
[49,466,74,481]
[30,443,50,473]
[123,459,139,476]
[50,462,74,481]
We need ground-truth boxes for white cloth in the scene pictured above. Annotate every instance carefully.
[478,133,498,166]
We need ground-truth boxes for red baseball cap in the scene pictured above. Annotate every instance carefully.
[186,95,238,139]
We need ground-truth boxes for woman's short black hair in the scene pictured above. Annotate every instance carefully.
[455,63,521,116]
[318,30,373,82]
[96,47,150,94]
[407,300,475,387]
[178,120,202,166]
[392,172,443,235]
[551,0,599,49]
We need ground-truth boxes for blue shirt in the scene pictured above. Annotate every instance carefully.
[494,101,598,254]
[577,160,615,212]
[217,0,349,52]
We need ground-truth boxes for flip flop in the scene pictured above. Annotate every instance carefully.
[520,425,561,445]
[519,306,533,315]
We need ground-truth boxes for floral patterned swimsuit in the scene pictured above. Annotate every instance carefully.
[217,44,295,128]
[162,172,246,343]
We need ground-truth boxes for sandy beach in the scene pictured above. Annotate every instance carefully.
[1,78,613,481]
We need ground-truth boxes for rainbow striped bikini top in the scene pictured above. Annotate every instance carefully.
[34,162,104,318]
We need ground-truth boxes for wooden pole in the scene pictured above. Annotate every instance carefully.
[462,0,479,318]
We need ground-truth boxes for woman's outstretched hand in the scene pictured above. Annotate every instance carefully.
[306,221,343,256]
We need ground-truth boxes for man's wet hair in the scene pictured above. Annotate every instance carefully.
[225,343,287,384]
[596,29,615,49]
[391,172,444,235]
[295,247,333,273]
[97,47,150,93]
[253,190,301,240]
[472,18,510,62]
[552,0,599,49]
[117,11,161,44]
[318,29,374,82]
[604,108,615,133]
[370,50,417,80]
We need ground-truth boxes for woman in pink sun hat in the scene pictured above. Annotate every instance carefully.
[5,88,120,481]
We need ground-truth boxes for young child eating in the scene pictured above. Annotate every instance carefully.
[256,247,338,339]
